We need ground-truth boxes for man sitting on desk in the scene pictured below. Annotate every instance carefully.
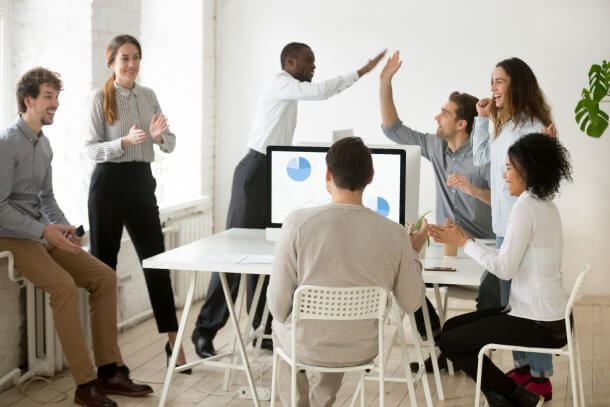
[268,137,427,406]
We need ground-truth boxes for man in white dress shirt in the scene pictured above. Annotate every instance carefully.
[192,43,386,358]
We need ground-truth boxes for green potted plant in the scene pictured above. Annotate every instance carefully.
[412,210,431,259]
[575,60,609,138]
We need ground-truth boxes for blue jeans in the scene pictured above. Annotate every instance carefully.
[496,236,554,377]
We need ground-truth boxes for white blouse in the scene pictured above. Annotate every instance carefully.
[464,191,568,321]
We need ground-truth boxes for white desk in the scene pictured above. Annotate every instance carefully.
[143,228,485,406]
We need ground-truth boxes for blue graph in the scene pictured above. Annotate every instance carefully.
[371,196,390,217]
[286,157,311,182]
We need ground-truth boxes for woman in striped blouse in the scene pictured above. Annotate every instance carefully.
[86,34,189,372]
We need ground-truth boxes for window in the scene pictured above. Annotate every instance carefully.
[0,0,10,125]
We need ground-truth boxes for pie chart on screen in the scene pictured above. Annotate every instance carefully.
[367,196,390,217]
[286,157,311,182]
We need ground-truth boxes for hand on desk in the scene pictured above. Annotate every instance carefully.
[429,220,471,248]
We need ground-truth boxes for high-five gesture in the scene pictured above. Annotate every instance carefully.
[150,113,169,143]
[380,51,402,84]
[357,49,387,77]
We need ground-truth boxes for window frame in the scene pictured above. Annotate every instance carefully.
[0,0,12,125]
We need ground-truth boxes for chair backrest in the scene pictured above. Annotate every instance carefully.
[564,265,590,320]
[292,285,388,322]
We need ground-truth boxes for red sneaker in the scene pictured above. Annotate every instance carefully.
[506,368,532,386]
[525,378,552,402]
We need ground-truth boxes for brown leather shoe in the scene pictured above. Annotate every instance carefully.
[74,381,117,407]
[98,366,153,397]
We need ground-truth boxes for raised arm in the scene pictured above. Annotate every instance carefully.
[472,98,492,166]
[379,51,402,127]
[276,50,386,101]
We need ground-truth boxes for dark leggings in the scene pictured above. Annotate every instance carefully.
[439,308,566,396]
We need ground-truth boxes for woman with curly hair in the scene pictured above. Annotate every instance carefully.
[470,57,558,400]
[429,133,572,407]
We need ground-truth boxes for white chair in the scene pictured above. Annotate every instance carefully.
[351,296,434,407]
[270,286,388,407]
[474,266,590,407]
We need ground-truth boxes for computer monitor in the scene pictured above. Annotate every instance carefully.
[266,145,406,236]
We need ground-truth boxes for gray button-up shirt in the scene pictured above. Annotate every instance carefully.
[382,120,494,239]
[0,117,69,241]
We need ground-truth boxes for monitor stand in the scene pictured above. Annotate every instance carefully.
[265,227,281,241]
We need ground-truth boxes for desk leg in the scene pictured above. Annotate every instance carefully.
[219,272,260,407]
[224,274,247,391]
[433,284,455,376]
[159,271,196,407]
[244,274,264,341]
[422,297,445,400]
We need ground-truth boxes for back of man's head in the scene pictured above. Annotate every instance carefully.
[280,42,310,68]
[449,91,478,135]
[326,137,373,191]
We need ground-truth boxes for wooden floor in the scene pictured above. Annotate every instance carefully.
[1,295,609,406]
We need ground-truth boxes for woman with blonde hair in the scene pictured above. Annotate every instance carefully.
[86,34,189,372]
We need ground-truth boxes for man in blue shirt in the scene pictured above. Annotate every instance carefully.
[379,51,498,372]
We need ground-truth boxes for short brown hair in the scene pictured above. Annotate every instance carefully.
[448,91,479,135]
[16,68,63,113]
[325,137,373,191]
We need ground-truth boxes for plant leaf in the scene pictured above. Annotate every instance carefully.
[589,63,610,102]
[575,88,608,138]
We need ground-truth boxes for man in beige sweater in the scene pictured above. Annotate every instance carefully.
[268,137,428,406]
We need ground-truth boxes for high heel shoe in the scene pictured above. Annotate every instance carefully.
[165,342,192,375]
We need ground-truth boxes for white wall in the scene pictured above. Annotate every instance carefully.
[216,0,610,295]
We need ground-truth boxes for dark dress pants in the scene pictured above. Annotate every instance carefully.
[194,150,272,338]
[88,162,178,333]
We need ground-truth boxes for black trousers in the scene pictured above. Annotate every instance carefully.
[413,272,503,341]
[88,162,178,333]
[194,150,272,338]
[439,308,567,397]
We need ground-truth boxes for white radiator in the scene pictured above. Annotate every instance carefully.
[0,251,90,386]
[160,196,214,307]
[0,196,213,387]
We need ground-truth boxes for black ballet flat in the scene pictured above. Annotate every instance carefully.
[165,342,192,375]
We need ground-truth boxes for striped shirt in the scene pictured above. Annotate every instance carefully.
[86,83,176,163]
